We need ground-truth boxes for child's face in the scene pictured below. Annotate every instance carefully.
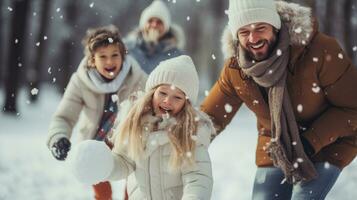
[152,85,186,117]
[92,44,123,80]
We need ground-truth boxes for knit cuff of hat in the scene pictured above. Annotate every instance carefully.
[228,8,281,39]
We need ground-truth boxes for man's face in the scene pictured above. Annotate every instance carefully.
[143,17,165,43]
[237,23,278,61]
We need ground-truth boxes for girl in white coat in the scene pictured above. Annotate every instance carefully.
[70,55,214,200]
[47,25,147,200]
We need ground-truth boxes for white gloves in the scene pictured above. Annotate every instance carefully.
[67,140,114,184]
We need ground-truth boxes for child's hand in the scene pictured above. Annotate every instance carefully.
[51,137,71,161]
[67,140,114,185]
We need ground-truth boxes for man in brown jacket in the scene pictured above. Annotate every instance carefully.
[201,0,357,199]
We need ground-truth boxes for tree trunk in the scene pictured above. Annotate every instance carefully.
[28,0,52,102]
[56,0,78,93]
[0,0,4,82]
[324,0,335,35]
[3,0,30,114]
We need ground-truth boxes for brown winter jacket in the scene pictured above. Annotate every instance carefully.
[201,1,357,169]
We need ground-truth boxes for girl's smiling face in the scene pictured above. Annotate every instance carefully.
[92,44,122,80]
[152,84,186,117]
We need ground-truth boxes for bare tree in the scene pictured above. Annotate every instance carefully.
[0,0,5,84]
[28,0,52,102]
[3,0,30,114]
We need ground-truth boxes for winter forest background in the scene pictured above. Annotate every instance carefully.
[0,0,356,199]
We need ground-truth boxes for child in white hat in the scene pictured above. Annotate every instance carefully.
[69,55,214,200]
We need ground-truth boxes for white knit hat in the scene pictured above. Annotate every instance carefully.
[228,0,281,39]
[145,55,199,104]
[139,0,171,33]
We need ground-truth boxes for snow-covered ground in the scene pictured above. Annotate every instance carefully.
[0,85,356,200]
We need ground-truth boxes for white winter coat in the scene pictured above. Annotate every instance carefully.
[46,55,147,148]
[108,112,214,200]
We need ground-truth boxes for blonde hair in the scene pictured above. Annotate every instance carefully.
[115,87,199,170]
[82,25,126,67]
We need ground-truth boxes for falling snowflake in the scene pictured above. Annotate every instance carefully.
[44,36,48,40]
[196,0,201,2]
[89,2,94,8]
[311,83,320,93]
[292,141,297,146]
[353,46,357,52]
[26,100,31,105]
[8,7,13,12]
[312,57,319,62]
[224,103,233,113]
[252,60,256,64]
[18,63,22,67]
[194,116,200,122]
[224,10,229,15]
[186,16,190,21]
[253,100,259,105]
[48,67,52,74]
[268,70,273,74]
[338,53,344,59]
[294,27,302,33]
[302,40,306,45]
[56,8,60,12]
[108,37,113,43]
[297,104,303,113]
[36,42,40,47]
[52,77,56,83]
[204,90,209,96]
[31,88,39,96]
[111,94,119,102]
[276,49,282,56]
[280,178,287,184]
[109,72,114,77]
[60,15,63,19]
[186,152,192,158]
[172,0,177,3]
[15,39,19,44]
[297,158,304,163]
[212,54,216,60]
[293,162,299,168]
[33,12,37,16]
[324,162,330,169]
[191,135,198,141]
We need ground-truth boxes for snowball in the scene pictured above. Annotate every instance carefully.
[67,140,114,185]
[224,103,233,113]
[212,54,216,60]
[297,104,303,113]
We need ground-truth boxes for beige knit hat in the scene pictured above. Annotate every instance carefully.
[139,0,171,33]
[228,0,281,39]
[145,55,199,104]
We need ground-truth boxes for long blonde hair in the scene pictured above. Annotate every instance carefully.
[115,87,199,170]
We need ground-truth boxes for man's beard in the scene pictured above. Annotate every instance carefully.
[240,34,278,62]
[142,28,161,45]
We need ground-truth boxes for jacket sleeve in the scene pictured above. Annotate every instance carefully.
[181,145,213,200]
[107,150,136,181]
[46,74,83,148]
[302,38,357,154]
[200,59,243,135]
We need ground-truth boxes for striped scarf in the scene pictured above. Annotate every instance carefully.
[94,93,118,141]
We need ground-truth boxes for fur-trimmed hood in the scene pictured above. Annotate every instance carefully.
[125,23,186,50]
[221,1,316,59]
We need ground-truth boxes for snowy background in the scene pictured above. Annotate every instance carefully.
[0,85,356,200]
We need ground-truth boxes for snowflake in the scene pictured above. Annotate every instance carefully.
[44,36,48,40]
[311,83,320,93]
[297,158,304,163]
[191,135,198,141]
[297,104,303,113]
[186,16,190,21]
[52,77,56,83]
[353,46,357,52]
[170,84,176,90]
[292,141,297,146]
[89,2,94,8]
[186,152,192,158]
[293,162,299,168]
[224,103,233,113]
[312,57,319,62]
[294,27,302,33]
[108,37,113,43]
[212,54,216,60]
[7,7,13,12]
[276,49,282,56]
[33,12,37,16]
[56,8,60,12]
[15,39,19,44]
[268,69,273,74]
[111,94,119,102]
[36,42,40,47]
[338,53,344,59]
[194,116,200,122]
[31,88,39,96]
[48,67,52,74]
[196,0,201,2]
[109,72,114,77]
[224,10,229,15]
[18,63,22,67]
[324,162,330,169]
[253,100,259,105]
[204,90,209,97]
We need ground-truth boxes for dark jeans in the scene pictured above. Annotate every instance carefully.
[252,162,341,200]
